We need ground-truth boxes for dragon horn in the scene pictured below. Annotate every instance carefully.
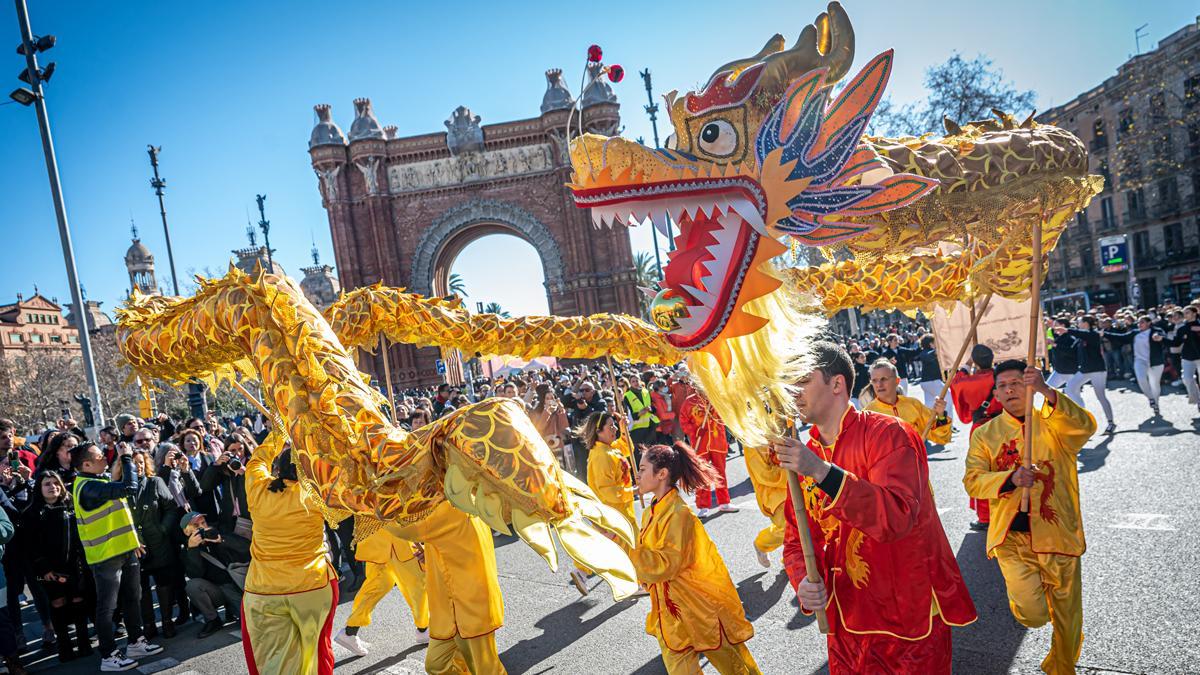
[705,33,786,84]
[760,1,855,93]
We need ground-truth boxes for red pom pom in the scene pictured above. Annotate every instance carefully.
[587,44,603,62]
[607,64,624,83]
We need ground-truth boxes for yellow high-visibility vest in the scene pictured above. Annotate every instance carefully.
[72,476,140,565]
[624,388,659,430]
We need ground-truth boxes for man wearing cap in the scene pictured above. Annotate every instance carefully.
[71,441,163,671]
[181,511,249,638]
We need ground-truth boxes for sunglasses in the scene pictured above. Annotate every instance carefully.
[134,438,154,445]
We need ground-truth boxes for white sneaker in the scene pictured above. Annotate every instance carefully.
[414,627,430,645]
[755,547,770,568]
[696,507,713,518]
[569,568,590,596]
[100,650,138,672]
[335,628,371,656]
[126,637,162,658]
[718,503,740,513]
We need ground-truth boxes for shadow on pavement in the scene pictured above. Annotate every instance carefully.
[952,531,1027,674]
[499,595,638,673]
[1077,437,1111,474]
[629,655,668,674]
[348,644,425,674]
[735,570,790,622]
[728,476,755,501]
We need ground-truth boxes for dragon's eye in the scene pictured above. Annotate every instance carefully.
[697,120,737,156]
[664,133,678,150]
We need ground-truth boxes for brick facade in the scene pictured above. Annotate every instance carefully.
[309,74,639,388]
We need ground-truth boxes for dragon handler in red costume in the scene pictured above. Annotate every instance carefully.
[771,342,976,673]
[949,344,1004,531]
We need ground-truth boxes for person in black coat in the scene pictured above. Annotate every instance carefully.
[114,447,183,639]
[22,472,93,662]
[0,457,52,654]
[1046,318,1079,389]
[197,434,251,537]
[1063,315,1115,433]
[1176,305,1200,412]
[154,443,198,627]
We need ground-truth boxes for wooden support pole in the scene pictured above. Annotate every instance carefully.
[1021,216,1045,513]
[379,335,396,424]
[230,379,270,418]
[606,355,645,508]
[784,422,830,635]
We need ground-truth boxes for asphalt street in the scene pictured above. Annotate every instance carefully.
[16,383,1200,674]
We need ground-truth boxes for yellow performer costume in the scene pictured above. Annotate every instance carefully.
[387,501,506,675]
[587,437,637,532]
[346,528,429,633]
[742,446,788,560]
[633,490,760,675]
[241,436,338,675]
[864,395,952,445]
[964,393,1095,675]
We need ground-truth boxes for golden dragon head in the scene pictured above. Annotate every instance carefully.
[569,3,933,366]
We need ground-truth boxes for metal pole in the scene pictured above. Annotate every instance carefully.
[639,69,668,274]
[146,146,179,295]
[15,0,104,427]
[256,194,273,268]
[1127,234,1139,309]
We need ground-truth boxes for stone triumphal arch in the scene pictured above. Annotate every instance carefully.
[308,69,640,388]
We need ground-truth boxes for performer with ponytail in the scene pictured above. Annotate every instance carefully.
[241,440,338,675]
[577,411,636,531]
[632,442,761,675]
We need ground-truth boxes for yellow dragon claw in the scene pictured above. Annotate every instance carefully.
[555,515,640,601]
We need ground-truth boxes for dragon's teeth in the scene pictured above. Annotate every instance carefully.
[650,210,672,239]
[673,309,708,335]
[681,284,716,307]
[729,198,766,235]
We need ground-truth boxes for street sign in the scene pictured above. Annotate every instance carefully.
[435,359,446,375]
[1098,235,1128,275]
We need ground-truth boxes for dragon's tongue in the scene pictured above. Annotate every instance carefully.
[663,214,719,300]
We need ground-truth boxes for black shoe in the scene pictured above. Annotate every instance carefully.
[198,619,223,639]
[224,611,240,626]
[162,622,176,639]
[969,521,989,531]
[113,623,127,640]
[172,614,190,627]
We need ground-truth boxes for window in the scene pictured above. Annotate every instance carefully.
[1156,178,1179,207]
[8,334,21,344]
[1164,222,1184,251]
[1119,110,1135,138]
[1150,93,1166,123]
[68,335,78,344]
[1125,189,1145,218]
[1098,160,1112,191]
[1133,230,1150,259]
[1076,210,1089,229]
[50,335,61,344]
[1100,196,1115,227]
[1093,118,1105,140]
[1187,75,1200,108]
[1078,245,1094,274]
[29,334,43,344]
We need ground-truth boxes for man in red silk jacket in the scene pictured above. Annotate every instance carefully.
[772,341,976,674]
[949,344,1004,530]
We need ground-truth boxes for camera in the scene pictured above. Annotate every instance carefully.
[201,528,221,542]
[228,458,243,472]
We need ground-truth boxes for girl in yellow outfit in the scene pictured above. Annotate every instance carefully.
[334,525,430,656]
[387,500,506,675]
[633,442,761,675]
[241,440,338,675]
[580,412,637,530]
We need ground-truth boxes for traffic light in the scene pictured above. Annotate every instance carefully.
[187,382,209,418]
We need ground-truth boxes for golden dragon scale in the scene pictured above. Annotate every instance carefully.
[115,267,638,599]
[326,284,683,364]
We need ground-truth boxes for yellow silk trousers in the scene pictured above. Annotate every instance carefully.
[425,631,507,675]
[242,582,336,675]
[753,507,787,554]
[655,633,761,675]
[995,532,1083,675]
[346,555,429,630]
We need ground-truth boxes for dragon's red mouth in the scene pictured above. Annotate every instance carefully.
[572,180,768,350]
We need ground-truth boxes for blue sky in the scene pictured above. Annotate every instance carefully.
[2,1,1197,318]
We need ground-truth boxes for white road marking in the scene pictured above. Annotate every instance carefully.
[937,507,953,516]
[1108,513,1176,531]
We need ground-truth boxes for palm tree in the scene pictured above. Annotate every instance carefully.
[448,273,468,297]
[632,251,661,316]
[482,302,510,318]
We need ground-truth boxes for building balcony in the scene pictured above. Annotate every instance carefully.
[1151,198,1182,219]
[1122,209,1149,227]
[1138,245,1200,269]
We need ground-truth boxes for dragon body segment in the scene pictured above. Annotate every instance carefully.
[116,268,638,598]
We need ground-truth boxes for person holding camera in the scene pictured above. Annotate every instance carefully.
[199,434,251,537]
[180,512,249,638]
[70,441,162,671]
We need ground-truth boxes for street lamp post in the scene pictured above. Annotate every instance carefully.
[640,69,675,255]
[146,145,180,295]
[256,194,273,268]
[13,0,105,427]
